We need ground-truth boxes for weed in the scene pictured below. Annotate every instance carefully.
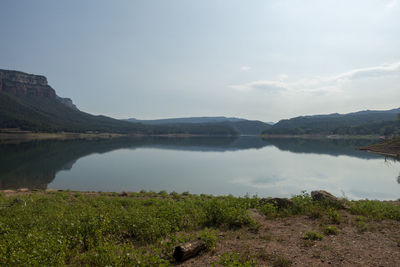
[213,251,257,266]
[349,200,400,221]
[327,208,341,224]
[198,228,217,251]
[272,255,292,267]
[248,218,261,233]
[323,225,339,235]
[308,208,323,219]
[354,216,368,233]
[258,203,277,218]
[302,231,323,241]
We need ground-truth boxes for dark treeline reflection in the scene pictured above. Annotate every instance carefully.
[0,136,382,190]
[263,138,382,159]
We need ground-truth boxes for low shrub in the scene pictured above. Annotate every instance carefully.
[302,231,323,241]
[323,225,339,235]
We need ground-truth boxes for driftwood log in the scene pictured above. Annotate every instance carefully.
[173,239,206,262]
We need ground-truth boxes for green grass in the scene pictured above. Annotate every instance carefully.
[0,192,256,266]
[212,251,258,266]
[0,190,399,265]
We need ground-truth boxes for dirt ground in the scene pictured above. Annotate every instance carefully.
[179,210,400,267]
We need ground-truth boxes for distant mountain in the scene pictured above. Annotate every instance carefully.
[263,108,400,136]
[125,116,246,124]
[125,117,272,135]
[0,69,237,136]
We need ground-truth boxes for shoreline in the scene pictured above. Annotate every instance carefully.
[0,130,383,143]
[0,130,238,144]
[261,134,381,139]
[359,137,400,159]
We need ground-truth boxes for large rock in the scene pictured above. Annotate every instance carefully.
[311,190,347,209]
[56,96,79,110]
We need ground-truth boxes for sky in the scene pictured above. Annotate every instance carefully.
[1,0,400,122]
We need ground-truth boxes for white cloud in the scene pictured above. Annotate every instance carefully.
[386,0,397,9]
[240,66,251,71]
[279,74,289,81]
[229,62,400,94]
[230,80,287,93]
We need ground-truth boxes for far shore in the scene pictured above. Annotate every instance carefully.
[0,129,384,143]
[0,129,239,144]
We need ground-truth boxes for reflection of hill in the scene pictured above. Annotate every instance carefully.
[143,136,270,151]
[0,139,136,189]
[0,136,384,190]
[263,138,382,159]
[0,137,253,189]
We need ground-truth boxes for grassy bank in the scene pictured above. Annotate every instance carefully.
[0,190,399,266]
[360,137,400,158]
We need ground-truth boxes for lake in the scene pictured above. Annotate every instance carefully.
[0,137,399,200]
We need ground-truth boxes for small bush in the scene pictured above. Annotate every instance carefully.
[248,218,261,233]
[323,225,339,235]
[349,200,400,221]
[258,203,277,218]
[272,255,293,267]
[214,251,257,266]
[354,216,368,233]
[308,208,323,219]
[198,228,217,251]
[302,231,323,241]
[327,208,341,224]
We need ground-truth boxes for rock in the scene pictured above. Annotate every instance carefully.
[45,188,58,192]
[119,191,130,197]
[311,190,348,209]
[259,197,293,209]
[16,188,29,192]
[56,96,79,110]
[0,69,56,98]
[173,240,206,262]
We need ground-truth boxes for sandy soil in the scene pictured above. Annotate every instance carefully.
[179,210,400,267]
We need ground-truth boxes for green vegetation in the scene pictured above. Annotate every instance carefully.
[323,225,339,235]
[198,228,217,251]
[0,92,237,135]
[327,208,341,224]
[262,108,400,136]
[212,251,257,266]
[0,191,255,265]
[302,231,324,241]
[0,190,399,265]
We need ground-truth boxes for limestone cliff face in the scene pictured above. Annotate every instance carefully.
[0,69,56,98]
[56,96,79,110]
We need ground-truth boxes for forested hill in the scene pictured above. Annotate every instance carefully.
[0,69,237,136]
[263,108,400,135]
[125,117,272,135]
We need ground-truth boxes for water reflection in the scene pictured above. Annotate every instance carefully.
[0,136,398,199]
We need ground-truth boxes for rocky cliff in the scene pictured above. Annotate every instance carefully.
[0,69,56,98]
[56,96,79,111]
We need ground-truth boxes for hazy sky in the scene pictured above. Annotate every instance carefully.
[1,0,400,122]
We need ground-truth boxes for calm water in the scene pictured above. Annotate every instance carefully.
[0,137,399,200]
